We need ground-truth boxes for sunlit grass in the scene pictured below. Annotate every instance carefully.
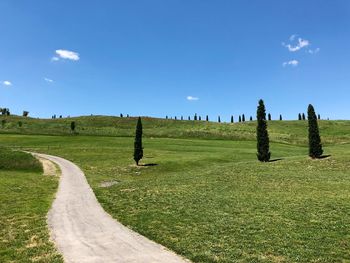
[1,133,350,262]
[0,148,62,262]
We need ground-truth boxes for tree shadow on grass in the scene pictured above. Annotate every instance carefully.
[269,158,283,163]
[140,163,158,167]
[317,154,331,159]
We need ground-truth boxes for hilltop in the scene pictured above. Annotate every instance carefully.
[1,115,350,145]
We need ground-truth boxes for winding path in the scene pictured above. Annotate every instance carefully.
[34,153,189,263]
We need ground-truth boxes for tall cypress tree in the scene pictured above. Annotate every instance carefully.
[238,115,241,122]
[231,115,234,123]
[279,114,282,121]
[298,113,302,120]
[181,116,183,120]
[242,114,245,122]
[133,117,143,165]
[250,116,253,121]
[302,113,306,120]
[268,113,271,121]
[199,116,201,121]
[188,116,191,120]
[70,121,76,133]
[308,104,323,158]
[194,113,197,121]
[256,99,271,162]
[218,116,221,123]
[206,115,209,121]
[317,114,320,120]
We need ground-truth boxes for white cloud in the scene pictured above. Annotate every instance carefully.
[308,48,320,54]
[51,56,59,61]
[44,78,54,83]
[187,96,199,101]
[283,37,310,52]
[282,60,299,67]
[2,80,12,86]
[54,49,80,61]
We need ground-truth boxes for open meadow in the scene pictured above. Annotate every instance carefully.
[1,116,350,262]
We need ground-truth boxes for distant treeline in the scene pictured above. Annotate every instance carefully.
[1,107,324,122]
[162,112,322,123]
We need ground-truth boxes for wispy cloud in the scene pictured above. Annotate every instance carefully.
[2,80,12,86]
[283,37,310,52]
[289,34,297,41]
[308,48,320,54]
[52,49,80,61]
[44,78,54,83]
[282,60,299,67]
[187,96,199,101]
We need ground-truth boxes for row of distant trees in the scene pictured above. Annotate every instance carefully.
[0,108,29,117]
[0,107,324,122]
[163,113,321,122]
[51,115,64,119]
[298,113,321,120]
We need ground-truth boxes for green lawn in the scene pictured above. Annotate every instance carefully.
[1,132,350,262]
[0,148,62,263]
[1,115,350,144]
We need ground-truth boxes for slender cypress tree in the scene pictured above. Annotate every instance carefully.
[166,115,168,119]
[133,117,143,165]
[70,121,76,133]
[256,99,271,162]
[279,114,282,121]
[242,114,245,122]
[298,113,302,120]
[181,116,183,120]
[302,113,306,120]
[238,115,241,122]
[268,113,271,121]
[206,115,209,121]
[175,116,177,120]
[194,113,197,121]
[317,114,320,120]
[231,115,234,123]
[188,116,191,120]
[218,116,221,123]
[120,113,123,118]
[308,104,323,158]
[250,116,253,121]
[199,116,201,121]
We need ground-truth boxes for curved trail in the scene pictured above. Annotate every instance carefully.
[34,153,189,263]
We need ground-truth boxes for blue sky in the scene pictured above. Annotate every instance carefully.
[1,1,349,121]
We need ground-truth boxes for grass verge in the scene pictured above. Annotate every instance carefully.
[0,148,62,262]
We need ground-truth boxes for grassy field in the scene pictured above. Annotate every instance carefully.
[1,116,350,263]
[1,115,350,144]
[0,147,62,262]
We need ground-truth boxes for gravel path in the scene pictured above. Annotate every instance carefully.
[34,153,189,263]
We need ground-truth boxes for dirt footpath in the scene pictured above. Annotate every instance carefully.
[33,153,189,263]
